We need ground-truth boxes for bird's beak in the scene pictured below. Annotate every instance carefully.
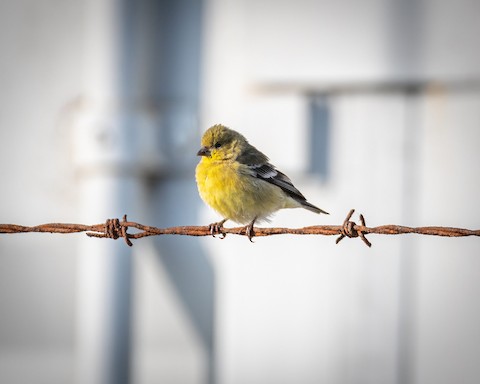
[197,146,211,157]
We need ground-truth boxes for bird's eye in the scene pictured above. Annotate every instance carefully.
[214,142,221,148]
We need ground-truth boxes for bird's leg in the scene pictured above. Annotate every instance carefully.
[208,219,227,239]
[243,217,257,242]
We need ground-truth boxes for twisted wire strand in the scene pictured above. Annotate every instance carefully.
[1,210,478,247]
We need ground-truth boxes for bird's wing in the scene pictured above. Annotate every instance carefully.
[249,163,307,201]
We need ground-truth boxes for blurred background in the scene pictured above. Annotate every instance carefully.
[0,0,479,383]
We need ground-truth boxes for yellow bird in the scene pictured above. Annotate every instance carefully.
[195,124,329,241]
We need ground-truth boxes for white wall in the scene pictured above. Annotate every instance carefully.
[0,1,83,382]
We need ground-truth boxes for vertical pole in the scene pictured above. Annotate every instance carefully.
[386,1,424,383]
[308,94,331,181]
[73,1,158,383]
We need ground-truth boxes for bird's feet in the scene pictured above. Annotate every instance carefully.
[208,219,227,239]
[242,218,256,242]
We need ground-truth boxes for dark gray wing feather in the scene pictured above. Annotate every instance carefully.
[236,145,328,214]
[251,163,307,200]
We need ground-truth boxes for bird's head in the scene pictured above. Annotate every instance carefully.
[197,124,246,161]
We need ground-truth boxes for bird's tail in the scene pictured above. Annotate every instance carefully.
[301,201,329,215]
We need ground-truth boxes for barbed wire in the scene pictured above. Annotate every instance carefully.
[1,209,478,247]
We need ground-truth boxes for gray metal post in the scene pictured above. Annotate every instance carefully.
[73,1,160,383]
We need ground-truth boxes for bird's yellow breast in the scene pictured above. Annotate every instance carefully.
[195,158,291,224]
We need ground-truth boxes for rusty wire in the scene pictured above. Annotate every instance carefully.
[0,210,479,248]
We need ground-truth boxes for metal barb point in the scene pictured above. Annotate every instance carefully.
[336,209,372,247]
[121,215,133,246]
[99,216,133,246]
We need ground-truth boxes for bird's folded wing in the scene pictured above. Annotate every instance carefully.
[249,163,307,201]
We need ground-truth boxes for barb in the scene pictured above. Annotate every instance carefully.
[336,209,372,247]
[0,210,479,247]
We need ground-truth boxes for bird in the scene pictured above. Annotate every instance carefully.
[195,124,329,241]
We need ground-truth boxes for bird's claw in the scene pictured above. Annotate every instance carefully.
[208,220,227,239]
[208,219,256,242]
[243,221,255,242]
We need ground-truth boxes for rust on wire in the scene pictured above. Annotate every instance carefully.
[85,215,133,246]
[0,209,479,247]
[336,209,372,247]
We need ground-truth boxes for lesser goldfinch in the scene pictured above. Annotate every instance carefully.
[195,124,329,241]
